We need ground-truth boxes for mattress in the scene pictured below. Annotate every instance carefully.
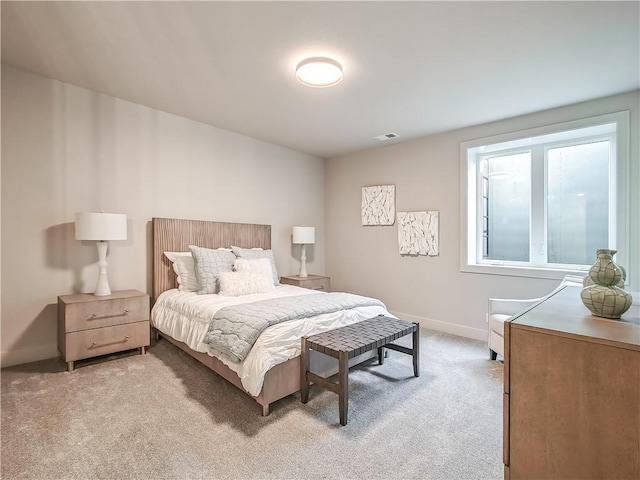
[151,285,390,396]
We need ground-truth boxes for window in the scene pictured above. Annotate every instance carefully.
[461,111,629,280]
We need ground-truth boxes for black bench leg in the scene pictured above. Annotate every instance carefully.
[338,350,348,426]
[377,346,384,365]
[300,337,309,404]
[412,324,420,377]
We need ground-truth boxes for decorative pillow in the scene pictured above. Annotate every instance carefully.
[189,245,236,294]
[217,271,275,297]
[231,246,279,285]
[164,252,199,292]
[234,257,273,278]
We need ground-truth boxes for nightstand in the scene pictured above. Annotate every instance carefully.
[280,274,330,291]
[57,290,150,372]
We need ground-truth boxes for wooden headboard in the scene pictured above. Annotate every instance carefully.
[152,218,271,301]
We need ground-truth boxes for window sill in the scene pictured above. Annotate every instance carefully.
[461,263,588,280]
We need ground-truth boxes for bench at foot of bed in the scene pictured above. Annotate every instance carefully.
[300,315,420,426]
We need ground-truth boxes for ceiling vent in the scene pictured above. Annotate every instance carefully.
[374,132,399,141]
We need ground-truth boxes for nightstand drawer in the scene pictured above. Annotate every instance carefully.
[63,322,150,362]
[299,278,329,290]
[280,275,330,291]
[62,293,149,332]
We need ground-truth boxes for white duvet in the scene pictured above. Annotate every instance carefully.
[151,285,390,396]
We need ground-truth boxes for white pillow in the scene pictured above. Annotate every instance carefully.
[217,271,275,296]
[164,252,199,292]
[234,257,273,280]
[231,246,279,285]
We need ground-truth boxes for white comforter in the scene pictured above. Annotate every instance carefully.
[151,285,390,396]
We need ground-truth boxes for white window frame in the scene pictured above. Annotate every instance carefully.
[460,111,630,281]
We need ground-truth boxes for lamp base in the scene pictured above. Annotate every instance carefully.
[299,244,308,278]
[94,241,112,296]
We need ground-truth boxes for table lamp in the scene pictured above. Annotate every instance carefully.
[75,212,127,296]
[292,226,315,278]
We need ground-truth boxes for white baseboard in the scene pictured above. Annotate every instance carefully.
[389,310,487,342]
[0,314,487,367]
[1,343,59,368]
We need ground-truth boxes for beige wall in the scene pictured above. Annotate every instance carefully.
[1,65,325,366]
[2,62,637,366]
[326,91,640,340]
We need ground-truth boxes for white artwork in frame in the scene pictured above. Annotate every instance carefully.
[361,185,395,226]
[397,211,439,256]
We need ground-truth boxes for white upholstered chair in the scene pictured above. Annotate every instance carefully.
[487,275,584,360]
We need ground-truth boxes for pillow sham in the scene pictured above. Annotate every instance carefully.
[189,245,236,294]
[164,252,199,292]
[234,257,273,276]
[217,271,275,297]
[231,246,279,285]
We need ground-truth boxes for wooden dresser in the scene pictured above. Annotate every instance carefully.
[58,290,150,371]
[503,285,639,479]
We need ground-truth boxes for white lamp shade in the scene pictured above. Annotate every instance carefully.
[292,226,315,245]
[75,212,127,241]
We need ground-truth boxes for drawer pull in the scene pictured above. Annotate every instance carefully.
[89,309,130,320]
[90,336,130,348]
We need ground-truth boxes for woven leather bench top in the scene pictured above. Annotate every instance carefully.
[305,315,418,360]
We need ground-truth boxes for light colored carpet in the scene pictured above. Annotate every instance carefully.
[1,330,504,480]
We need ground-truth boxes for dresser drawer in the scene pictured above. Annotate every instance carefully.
[62,293,149,332]
[63,322,150,362]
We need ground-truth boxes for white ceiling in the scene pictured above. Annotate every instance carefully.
[2,1,639,159]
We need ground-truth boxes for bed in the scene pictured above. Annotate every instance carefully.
[151,217,390,415]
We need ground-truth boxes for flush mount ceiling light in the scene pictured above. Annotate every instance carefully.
[296,57,343,87]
